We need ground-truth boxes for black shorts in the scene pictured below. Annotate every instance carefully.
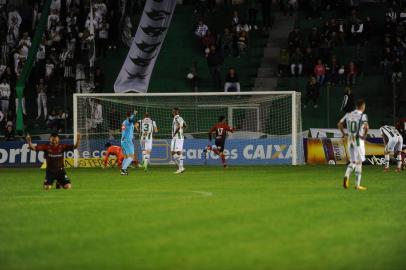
[44,169,71,186]
[215,139,225,152]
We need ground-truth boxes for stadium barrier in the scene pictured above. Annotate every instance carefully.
[0,138,296,167]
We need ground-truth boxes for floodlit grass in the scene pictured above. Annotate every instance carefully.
[0,166,405,270]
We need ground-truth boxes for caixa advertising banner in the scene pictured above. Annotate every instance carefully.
[0,139,296,167]
[305,137,405,166]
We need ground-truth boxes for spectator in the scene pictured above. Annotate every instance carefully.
[236,31,248,57]
[382,47,393,82]
[386,7,397,23]
[231,10,240,28]
[46,109,58,130]
[392,57,403,83]
[121,16,133,47]
[399,8,406,23]
[338,65,346,85]
[15,90,26,116]
[278,48,290,77]
[235,21,250,35]
[350,19,364,45]
[87,99,103,131]
[337,19,346,45]
[288,0,297,16]
[45,58,55,82]
[94,67,105,92]
[326,56,340,85]
[4,124,15,141]
[304,76,320,108]
[341,87,355,113]
[221,28,234,56]
[314,59,326,86]
[75,62,86,93]
[0,78,10,114]
[346,61,358,85]
[308,27,321,48]
[60,48,75,90]
[195,20,209,39]
[224,68,240,92]
[187,61,199,91]
[290,48,303,76]
[36,78,47,120]
[201,30,216,51]
[303,47,316,75]
[206,45,223,90]
[57,109,69,132]
[288,27,303,51]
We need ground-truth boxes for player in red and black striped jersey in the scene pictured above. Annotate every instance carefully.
[205,116,234,168]
[26,133,81,190]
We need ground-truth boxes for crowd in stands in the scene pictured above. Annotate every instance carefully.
[0,0,123,138]
[277,1,406,110]
[191,0,272,92]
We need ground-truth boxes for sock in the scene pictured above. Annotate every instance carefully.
[385,154,390,168]
[213,148,220,155]
[345,163,355,178]
[397,154,402,169]
[173,154,179,165]
[355,164,362,187]
[220,153,226,165]
[178,154,184,170]
[144,153,150,166]
[122,157,133,170]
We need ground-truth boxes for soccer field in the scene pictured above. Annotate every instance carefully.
[0,166,405,270]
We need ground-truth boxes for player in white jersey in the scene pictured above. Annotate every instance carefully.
[135,112,158,171]
[338,99,369,190]
[171,107,187,174]
[380,125,404,172]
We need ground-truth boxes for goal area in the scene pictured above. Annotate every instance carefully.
[73,92,304,167]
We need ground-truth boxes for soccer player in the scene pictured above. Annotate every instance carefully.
[26,132,81,190]
[380,125,404,172]
[338,99,369,190]
[205,116,234,168]
[103,143,124,168]
[120,110,137,176]
[171,107,187,174]
[135,112,158,171]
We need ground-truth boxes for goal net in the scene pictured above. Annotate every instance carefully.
[73,92,304,167]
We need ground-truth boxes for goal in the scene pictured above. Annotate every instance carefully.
[73,92,304,167]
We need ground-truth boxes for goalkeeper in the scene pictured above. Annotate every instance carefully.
[103,143,124,168]
[120,110,137,176]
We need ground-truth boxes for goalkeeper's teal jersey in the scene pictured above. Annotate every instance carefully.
[121,114,135,142]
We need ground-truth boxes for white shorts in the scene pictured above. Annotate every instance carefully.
[385,136,403,153]
[171,138,184,152]
[140,139,153,151]
[347,139,365,163]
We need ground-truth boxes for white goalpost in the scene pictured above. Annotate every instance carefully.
[73,91,304,167]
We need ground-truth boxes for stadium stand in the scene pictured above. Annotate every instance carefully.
[0,0,405,138]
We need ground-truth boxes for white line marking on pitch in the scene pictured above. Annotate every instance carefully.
[190,190,213,197]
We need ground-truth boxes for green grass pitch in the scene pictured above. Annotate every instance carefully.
[0,166,405,270]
